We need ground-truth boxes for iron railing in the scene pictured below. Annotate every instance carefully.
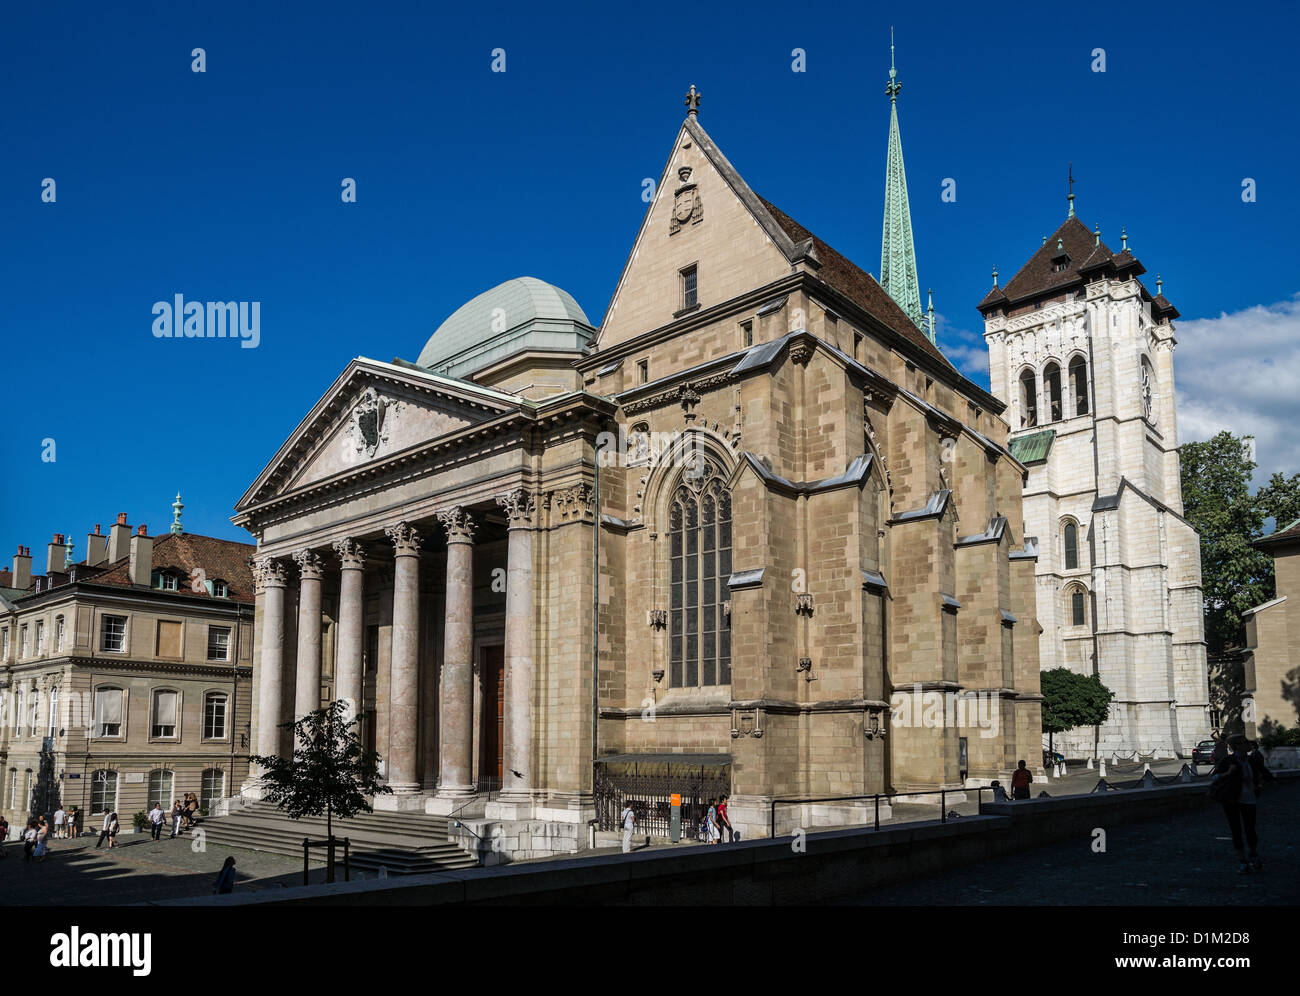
[594,764,730,838]
[769,787,993,838]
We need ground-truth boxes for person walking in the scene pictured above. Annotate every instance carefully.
[213,856,237,894]
[95,810,113,848]
[705,798,720,844]
[148,803,164,841]
[620,800,636,854]
[23,821,37,861]
[105,812,120,849]
[34,819,50,862]
[717,794,734,843]
[1211,734,1275,874]
[53,806,66,839]
[66,807,78,839]
[1010,759,1033,800]
[1210,729,1230,765]
[169,800,183,839]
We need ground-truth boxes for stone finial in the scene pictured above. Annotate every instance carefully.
[386,520,424,555]
[495,489,536,527]
[333,537,367,569]
[684,84,701,117]
[292,548,325,580]
[253,556,288,590]
[434,507,476,544]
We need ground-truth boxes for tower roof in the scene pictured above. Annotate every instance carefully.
[880,32,924,332]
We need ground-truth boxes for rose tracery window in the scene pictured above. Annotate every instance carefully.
[669,462,732,688]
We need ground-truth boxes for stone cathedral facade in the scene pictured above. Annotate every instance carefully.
[235,80,1045,853]
[979,208,1210,759]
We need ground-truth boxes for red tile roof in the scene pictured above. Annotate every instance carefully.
[81,532,257,603]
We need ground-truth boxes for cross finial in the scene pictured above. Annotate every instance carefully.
[886,27,901,100]
[684,84,701,117]
[1067,162,1076,218]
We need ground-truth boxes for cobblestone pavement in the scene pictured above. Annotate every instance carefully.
[0,830,349,905]
[842,779,1300,906]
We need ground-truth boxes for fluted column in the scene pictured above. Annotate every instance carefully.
[253,557,288,773]
[385,521,422,795]
[434,506,477,802]
[293,549,325,732]
[493,489,535,811]
[333,538,366,728]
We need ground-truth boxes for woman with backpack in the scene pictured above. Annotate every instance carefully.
[1210,734,1275,874]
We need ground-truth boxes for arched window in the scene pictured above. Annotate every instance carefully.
[1044,362,1062,422]
[203,692,228,740]
[201,769,225,812]
[1063,521,1079,570]
[147,769,174,810]
[669,459,732,688]
[1069,585,1087,627]
[90,769,118,814]
[1140,356,1157,422]
[1069,356,1089,416]
[1019,369,1038,427]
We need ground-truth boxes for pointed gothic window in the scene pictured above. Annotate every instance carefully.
[1019,369,1038,428]
[669,460,732,688]
[1070,586,1087,627]
[1069,356,1089,416]
[1044,362,1063,422]
[1063,521,1079,570]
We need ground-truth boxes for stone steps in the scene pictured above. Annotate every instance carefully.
[199,802,478,875]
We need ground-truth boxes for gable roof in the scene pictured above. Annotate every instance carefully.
[84,533,257,603]
[756,197,951,368]
[996,217,1111,307]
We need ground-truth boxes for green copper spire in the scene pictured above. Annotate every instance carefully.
[171,492,184,535]
[880,28,924,331]
[925,288,936,345]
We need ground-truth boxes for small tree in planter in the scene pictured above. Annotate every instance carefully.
[132,810,148,834]
[249,700,390,882]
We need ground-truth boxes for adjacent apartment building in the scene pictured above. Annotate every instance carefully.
[0,503,254,833]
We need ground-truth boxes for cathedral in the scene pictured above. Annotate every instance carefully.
[235,58,1045,854]
[978,192,1210,759]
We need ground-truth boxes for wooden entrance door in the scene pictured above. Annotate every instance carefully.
[481,645,504,785]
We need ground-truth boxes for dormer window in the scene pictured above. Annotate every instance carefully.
[154,570,179,591]
[1051,253,1071,273]
[212,579,228,598]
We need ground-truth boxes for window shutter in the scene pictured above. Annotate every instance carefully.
[155,690,178,727]
[99,689,123,726]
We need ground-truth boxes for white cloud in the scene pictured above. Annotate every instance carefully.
[935,312,990,385]
[1175,294,1300,481]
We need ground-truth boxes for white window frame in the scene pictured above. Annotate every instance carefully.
[206,626,232,662]
[20,624,29,658]
[100,614,127,653]
[203,691,229,741]
[47,687,59,739]
[94,686,125,739]
[150,688,181,740]
[200,768,225,811]
[212,579,228,598]
[35,619,45,654]
[90,769,118,815]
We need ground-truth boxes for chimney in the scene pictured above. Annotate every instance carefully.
[108,513,131,563]
[128,524,153,587]
[47,533,66,575]
[12,546,31,589]
[85,524,108,567]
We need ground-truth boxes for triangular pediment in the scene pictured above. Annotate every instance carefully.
[597,115,799,348]
[236,357,524,510]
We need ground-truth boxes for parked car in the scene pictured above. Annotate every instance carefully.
[1191,740,1217,765]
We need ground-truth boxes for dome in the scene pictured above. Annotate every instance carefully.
[416,276,595,379]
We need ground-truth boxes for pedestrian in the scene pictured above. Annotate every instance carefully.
[34,819,50,862]
[706,797,720,844]
[95,810,113,848]
[0,814,9,844]
[1210,729,1230,765]
[990,780,1009,802]
[54,806,66,839]
[106,812,120,849]
[620,800,636,854]
[1010,759,1033,800]
[66,807,78,839]
[23,821,37,861]
[1210,734,1275,874]
[716,794,734,843]
[148,802,164,841]
[213,856,237,894]
[170,800,183,839]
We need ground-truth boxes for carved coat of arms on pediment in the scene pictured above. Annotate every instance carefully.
[345,386,406,459]
[670,166,703,235]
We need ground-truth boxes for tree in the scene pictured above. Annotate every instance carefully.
[1180,431,1274,654]
[249,700,390,882]
[1041,668,1114,756]
[1257,470,1300,535]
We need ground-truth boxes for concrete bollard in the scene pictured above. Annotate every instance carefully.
[1098,759,1107,777]
[1087,757,1094,769]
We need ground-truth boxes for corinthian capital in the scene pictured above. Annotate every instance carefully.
[385,520,423,556]
[435,506,477,544]
[252,556,288,591]
[333,537,367,569]
[292,549,325,581]
[495,488,536,528]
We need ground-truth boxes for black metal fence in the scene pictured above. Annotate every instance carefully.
[594,763,731,838]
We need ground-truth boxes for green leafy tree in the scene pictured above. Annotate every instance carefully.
[1180,431,1274,654]
[249,700,390,881]
[1257,470,1300,535]
[1041,668,1114,754]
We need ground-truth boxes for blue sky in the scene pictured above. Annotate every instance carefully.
[2,0,1297,551]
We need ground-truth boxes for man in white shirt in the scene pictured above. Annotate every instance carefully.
[620,802,636,854]
[148,803,165,841]
[53,807,66,838]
